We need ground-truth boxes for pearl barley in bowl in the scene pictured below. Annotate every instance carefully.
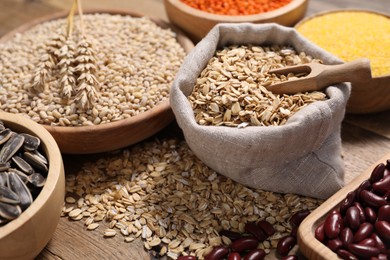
[0,9,194,154]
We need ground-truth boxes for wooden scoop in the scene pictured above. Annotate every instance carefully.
[266,58,372,94]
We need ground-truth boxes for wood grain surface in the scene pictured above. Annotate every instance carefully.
[0,0,389,259]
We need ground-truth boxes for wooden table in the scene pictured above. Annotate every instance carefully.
[1,0,389,259]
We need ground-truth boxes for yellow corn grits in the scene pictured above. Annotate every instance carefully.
[296,11,390,77]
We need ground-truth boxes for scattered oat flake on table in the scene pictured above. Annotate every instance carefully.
[62,138,322,259]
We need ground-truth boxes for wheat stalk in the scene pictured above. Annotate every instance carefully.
[29,0,76,93]
[30,33,65,92]
[30,52,54,92]
[72,0,100,110]
[57,0,78,100]
[58,40,76,99]
[30,0,100,110]
[73,37,100,110]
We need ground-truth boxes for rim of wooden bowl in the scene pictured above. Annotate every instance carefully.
[0,111,64,241]
[165,0,307,22]
[295,8,390,79]
[0,9,194,154]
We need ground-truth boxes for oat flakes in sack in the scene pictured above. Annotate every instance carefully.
[170,23,350,199]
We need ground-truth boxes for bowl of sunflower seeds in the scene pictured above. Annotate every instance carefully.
[0,6,194,154]
[0,111,65,259]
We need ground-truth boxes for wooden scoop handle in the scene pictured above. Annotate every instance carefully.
[314,58,372,87]
[267,58,372,94]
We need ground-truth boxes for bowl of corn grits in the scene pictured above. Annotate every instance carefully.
[164,0,308,42]
[0,9,194,154]
[296,10,390,114]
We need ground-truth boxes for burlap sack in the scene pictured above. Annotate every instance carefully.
[170,23,350,199]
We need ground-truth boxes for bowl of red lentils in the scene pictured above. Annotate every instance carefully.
[0,9,194,154]
[296,10,390,114]
[164,0,308,42]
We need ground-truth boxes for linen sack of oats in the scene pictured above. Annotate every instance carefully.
[170,23,350,199]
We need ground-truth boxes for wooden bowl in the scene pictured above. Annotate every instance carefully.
[0,111,65,260]
[298,153,390,259]
[295,10,390,114]
[0,9,194,154]
[164,0,308,42]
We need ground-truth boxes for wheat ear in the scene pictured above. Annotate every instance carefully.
[58,0,78,99]
[73,0,100,110]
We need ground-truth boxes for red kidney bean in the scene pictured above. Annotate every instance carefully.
[356,180,372,200]
[177,256,197,260]
[346,206,361,230]
[371,233,386,252]
[377,254,389,260]
[383,190,390,202]
[348,244,380,258]
[324,210,343,239]
[290,226,298,238]
[326,238,343,252]
[370,163,386,184]
[245,222,267,242]
[353,202,367,223]
[315,222,325,243]
[276,235,296,256]
[340,227,354,248]
[373,257,386,260]
[205,246,229,260]
[231,237,258,253]
[243,249,265,260]
[364,207,377,223]
[336,249,358,260]
[375,221,390,243]
[360,190,387,207]
[340,191,356,214]
[378,204,390,222]
[289,209,310,227]
[219,230,243,241]
[257,220,275,237]
[227,252,241,260]
[386,159,390,170]
[357,238,376,247]
[280,256,297,260]
[372,174,390,195]
[353,222,374,243]
[330,209,340,215]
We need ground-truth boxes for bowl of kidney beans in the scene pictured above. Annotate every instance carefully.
[298,157,390,260]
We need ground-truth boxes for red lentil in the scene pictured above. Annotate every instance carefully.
[180,0,292,16]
